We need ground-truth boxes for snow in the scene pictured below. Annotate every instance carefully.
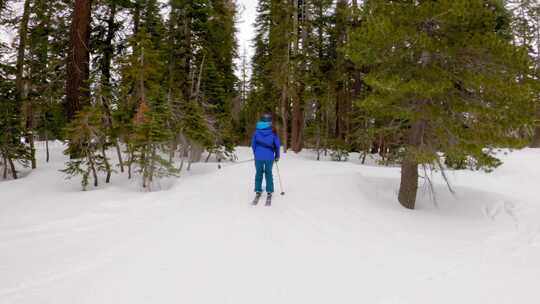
[1,143,540,303]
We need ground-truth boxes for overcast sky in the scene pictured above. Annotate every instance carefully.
[236,0,257,76]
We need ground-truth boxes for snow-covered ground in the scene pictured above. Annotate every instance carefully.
[1,143,539,304]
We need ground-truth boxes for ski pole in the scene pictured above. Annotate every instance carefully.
[275,162,285,196]
[218,158,254,169]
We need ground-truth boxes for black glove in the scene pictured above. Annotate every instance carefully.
[275,157,280,162]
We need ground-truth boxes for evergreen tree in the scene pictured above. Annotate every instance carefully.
[241,0,277,133]
[199,0,238,155]
[0,58,31,180]
[61,106,110,190]
[509,0,540,147]
[119,11,178,189]
[165,0,237,165]
[301,0,336,159]
[348,0,534,209]
[65,0,93,122]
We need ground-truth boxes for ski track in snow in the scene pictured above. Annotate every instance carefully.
[1,145,540,303]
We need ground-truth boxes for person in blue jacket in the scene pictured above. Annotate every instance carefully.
[251,114,281,199]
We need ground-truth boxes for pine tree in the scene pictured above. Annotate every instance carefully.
[509,0,540,147]
[270,0,292,152]
[0,59,31,180]
[165,0,238,165]
[200,0,238,155]
[348,0,534,209]
[301,0,334,159]
[91,0,130,176]
[119,9,178,189]
[242,0,277,132]
[14,0,34,168]
[61,106,110,190]
[65,0,93,127]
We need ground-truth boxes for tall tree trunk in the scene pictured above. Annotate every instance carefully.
[398,47,432,209]
[334,0,349,141]
[398,120,426,209]
[189,142,204,163]
[133,2,141,36]
[102,3,116,86]
[26,112,36,168]
[100,2,124,172]
[65,0,92,122]
[16,0,34,168]
[116,144,124,172]
[280,86,289,152]
[291,0,306,153]
[398,150,418,210]
[532,106,540,148]
[8,157,18,179]
[127,149,134,179]
[15,0,31,105]
[182,9,192,104]
[87,154,98,187]
[45,135,50,162]
[290,0,299,152]
[533,16,540,148]
[2,154,7,179]
[102,146,112,183]
[335,87,341,138]
[291,84,304,153]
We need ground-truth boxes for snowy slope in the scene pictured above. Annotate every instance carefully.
[1,143,539,304]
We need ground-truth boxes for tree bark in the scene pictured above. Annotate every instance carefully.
[101,3,116,87]
[280,85,289,153]
[533,13,540,148]
[16,0,35,168]
[65,0,92,122]
[87,153,98,187]
[182,8,193,104]
[2,154,7,179]
[291,0,306,153]
[45,136,50,162]
[15,0,31,105]
[533,106,540,149]
[398,120,426,209]
[398,150,418,209]
[8,157,17,179]
[100,2,124,172]
[127,150,134,179]
[291,84,304,153]
[116,143,124,172]
[532,107,540,147]
[189,142,204,163]
[102,146,111,183]
[334,0,349,141]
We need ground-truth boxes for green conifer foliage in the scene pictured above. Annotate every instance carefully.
[61,107,110,190]
[509,0,540,147]
[348,0,534,209]
[120,28,178,189]
[241,0,277,132]
[0,63,31,180]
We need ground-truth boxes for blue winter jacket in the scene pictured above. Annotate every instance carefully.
[252,121,281,161]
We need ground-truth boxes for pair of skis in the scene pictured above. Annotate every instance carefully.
[252,193,272,207]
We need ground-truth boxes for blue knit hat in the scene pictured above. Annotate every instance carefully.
[261,113,273,122]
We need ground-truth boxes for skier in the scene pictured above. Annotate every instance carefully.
[251,114,281,206]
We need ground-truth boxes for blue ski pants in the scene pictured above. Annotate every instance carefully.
[254,160,274,193]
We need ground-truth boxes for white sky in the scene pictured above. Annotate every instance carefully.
[235,0,257,77]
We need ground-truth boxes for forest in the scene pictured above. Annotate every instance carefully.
[0,0,539,209]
